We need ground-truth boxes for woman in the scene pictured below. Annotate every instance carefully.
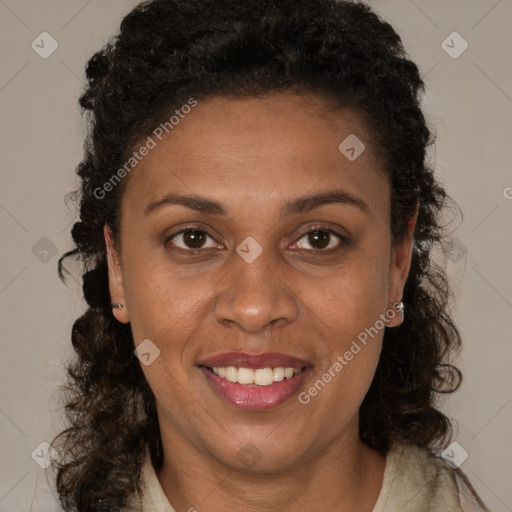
[52,0,490,510]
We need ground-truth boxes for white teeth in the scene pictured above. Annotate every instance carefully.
[254,368,274,386]
[273,367,285,381]
[224,366,238,383]
[237,367,254,385]
[210,366,303,386]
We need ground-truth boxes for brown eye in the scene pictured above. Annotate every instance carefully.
[307,229,330,249]
[167,228,219,250]
[293,228,346,251]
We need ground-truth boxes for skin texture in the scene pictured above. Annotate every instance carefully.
[104,93,417,511]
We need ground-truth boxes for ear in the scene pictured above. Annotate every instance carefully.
[104,224,130,324]
[386,204,418,327]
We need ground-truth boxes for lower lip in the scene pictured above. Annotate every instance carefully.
[199,366,311,411]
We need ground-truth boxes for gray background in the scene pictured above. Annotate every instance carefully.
[0,1,511,510]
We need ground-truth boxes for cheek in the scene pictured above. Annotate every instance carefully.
[141,363,207,446]
[313,247,390,334]
[300,304,384,435]
[123,257,213,343]
[302,243,389,396]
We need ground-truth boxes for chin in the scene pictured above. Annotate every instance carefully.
[207,433,308,474]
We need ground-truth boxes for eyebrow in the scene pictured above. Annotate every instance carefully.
[143,189,368,219]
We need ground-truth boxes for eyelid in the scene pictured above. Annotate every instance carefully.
[291,225,348,251]
[164,224,349,251]
[165,225,223,251]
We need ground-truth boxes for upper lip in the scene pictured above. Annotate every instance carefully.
[197,351,311,369]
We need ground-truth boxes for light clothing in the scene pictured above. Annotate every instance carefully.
[123,441,488,511]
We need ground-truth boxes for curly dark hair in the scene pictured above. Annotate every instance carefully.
[52,0,464,509]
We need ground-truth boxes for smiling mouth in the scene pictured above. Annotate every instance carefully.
[198,364,312,411]
[196,351,313,409]
[201,365,304,387]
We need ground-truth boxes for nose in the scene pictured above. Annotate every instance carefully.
[213,247,300,334]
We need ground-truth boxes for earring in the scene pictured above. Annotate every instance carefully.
[111,303,124,309]
[393,301,405,320]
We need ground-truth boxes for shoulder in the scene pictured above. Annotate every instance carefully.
[372,440,489,512]
[453,468,491,512]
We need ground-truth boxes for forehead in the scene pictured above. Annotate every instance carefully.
[120,93,389,221]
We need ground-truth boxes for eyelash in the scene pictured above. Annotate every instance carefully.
[164,225,349,253]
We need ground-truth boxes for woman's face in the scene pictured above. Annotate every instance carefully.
[105,93,415,472]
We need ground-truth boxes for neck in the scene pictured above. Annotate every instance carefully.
[156,422,386,512]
